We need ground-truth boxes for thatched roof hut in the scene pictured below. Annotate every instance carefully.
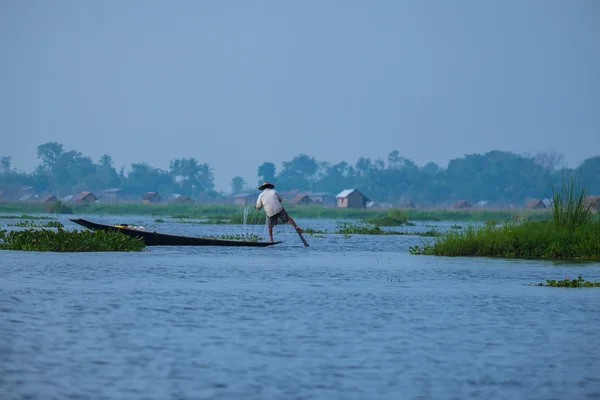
[175,195,193,204]
[74,191,97,203]
[584,196,600,212]
[40,195,57,204]
[526,199,546,209]
[290,193,312,205]
[450,200,471,209]
[142,192,162,203]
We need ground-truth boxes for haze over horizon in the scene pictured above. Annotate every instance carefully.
[1,1,599,192]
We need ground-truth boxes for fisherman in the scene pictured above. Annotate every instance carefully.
[255,181,303,243]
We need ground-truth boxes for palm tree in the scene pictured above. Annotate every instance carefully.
[99,154,113,169]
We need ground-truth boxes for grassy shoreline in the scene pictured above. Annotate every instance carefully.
[0,202,550,222]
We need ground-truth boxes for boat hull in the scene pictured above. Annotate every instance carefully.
[69,219,280,247]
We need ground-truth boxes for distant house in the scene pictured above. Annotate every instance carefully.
[40,195,57,204]
[232,193,256,206]
[336,189,370,209]
[542,198,553,208]
[526,199,546,209]
[290,193,312,205]
[402,201,416,209]
[0,186,34,201]
[175,195,194,204]
[74,191,97,203]
[142,192,162,203]
[474,200,488,209]
[101,188,122,203]
[278,190,300,203]
[584,196,600,212]
[450,200,471,209]
[306,192,336,207]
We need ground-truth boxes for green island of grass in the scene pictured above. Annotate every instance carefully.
[528,275,600,288]
[410,180,600,260]
[0,228,145,252]
[303,222,439,237]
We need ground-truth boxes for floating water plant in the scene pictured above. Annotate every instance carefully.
[304,228,329,235]
[528,275,600,288]
[9,220,63,228]
[0,228,145,252]
[336,222,439,237]
[0,214,53,220]
[366,210,413,226]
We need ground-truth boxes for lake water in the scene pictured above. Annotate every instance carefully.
[1,215,600,400]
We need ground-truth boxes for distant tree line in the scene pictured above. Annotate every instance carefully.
[0,142,216,200]
[1,143,599,205]
[255,150,600,206]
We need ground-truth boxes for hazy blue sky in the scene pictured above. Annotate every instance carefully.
[1,1,599,191]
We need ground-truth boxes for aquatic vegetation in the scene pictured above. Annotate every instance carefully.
[336,222,386,235]
[415,180,600,260]
[45,200,73,214]
[0,228,145,252]
[411,220,600,259]
[0,214,53,220]
[9,220,64,228]
[551,178,594,230]
[336,222,439,237]
[409,245,432,255]
[304,228,329,235]
[527,275,600,288]
[450,225,463,229]
[154,218,165,223]
[366,210,412,226]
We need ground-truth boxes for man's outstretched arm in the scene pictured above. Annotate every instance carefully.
[255,194,263,210]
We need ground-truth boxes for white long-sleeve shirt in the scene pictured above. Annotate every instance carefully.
[255,188,283,217]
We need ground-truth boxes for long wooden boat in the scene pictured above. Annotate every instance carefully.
[69,218,280,247]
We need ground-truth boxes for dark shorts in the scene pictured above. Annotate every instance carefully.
[268,208,290,228]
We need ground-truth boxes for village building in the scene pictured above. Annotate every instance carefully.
[336,189,370,209]
[74,191,97,203]
[584,196,600,212]
[525,199,546,209]
[100,188,123,203]
[232,193,256,206]
[174,195,194,204]
[142,192,162,203]
[40,195,57,204]
[289,193,312,205]
[402,201,416,209]
[450,200,471,209]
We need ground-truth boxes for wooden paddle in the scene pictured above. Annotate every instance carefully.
[296,228,309,247]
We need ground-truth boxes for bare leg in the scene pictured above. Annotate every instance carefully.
[287,217,302,234]
[268,227,274,243]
